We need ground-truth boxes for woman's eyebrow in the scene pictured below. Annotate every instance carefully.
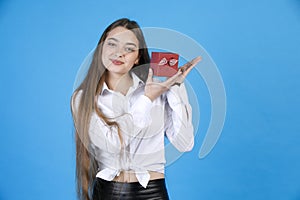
[126,42,137,47]
[107,38,119,42]
[107,37,137,47]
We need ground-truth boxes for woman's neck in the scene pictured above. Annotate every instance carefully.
[105,72,133,95]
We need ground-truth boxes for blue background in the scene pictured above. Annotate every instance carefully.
[1,0,300,199]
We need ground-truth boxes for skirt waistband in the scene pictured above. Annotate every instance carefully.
[92,178,169,200]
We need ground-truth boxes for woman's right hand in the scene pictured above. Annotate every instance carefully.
[144,56,201,101]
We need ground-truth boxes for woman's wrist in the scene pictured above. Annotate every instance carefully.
[144,94,155,102]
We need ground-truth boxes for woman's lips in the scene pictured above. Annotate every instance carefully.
[111,59,124,65]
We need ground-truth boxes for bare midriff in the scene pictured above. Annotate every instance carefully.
[112,170,164,182]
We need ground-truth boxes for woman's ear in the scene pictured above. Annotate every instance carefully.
[134,59,139,65]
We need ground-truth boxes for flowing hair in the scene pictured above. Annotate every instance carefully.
[70,18,150,200]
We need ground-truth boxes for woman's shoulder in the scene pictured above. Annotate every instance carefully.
[71,89,83,112]
[72,89,83,101]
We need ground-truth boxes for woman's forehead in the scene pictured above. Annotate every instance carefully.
[106,27,139,45]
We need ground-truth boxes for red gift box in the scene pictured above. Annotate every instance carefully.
[150,52,179,77]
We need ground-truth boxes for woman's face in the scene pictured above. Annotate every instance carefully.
[102,26,139,76]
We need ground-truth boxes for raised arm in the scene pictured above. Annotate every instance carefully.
[164,83,194,152]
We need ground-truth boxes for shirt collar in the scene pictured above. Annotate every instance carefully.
[100,81,110,95]
[131,72,144,90]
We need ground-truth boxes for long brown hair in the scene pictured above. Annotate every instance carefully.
[70,18,150,200]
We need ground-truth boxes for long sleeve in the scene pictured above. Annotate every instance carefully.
[72,90,154,153]
[91,92,154,187]
[127,94,153,134]
[71,73,194,188]
[71,90,121,153]
[89,112,122,153]
[164,83,194,152]
[96,93,153,149]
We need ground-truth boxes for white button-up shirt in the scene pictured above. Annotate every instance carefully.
[73,72,194,188]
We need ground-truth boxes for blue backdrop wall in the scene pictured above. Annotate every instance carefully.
[1,0,300,199]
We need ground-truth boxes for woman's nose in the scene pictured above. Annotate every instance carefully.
[114,47,125,57]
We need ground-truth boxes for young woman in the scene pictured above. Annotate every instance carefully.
[71,18,201,200]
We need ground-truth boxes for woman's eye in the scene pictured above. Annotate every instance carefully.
[125,47,136,53]
[107,42,117,47]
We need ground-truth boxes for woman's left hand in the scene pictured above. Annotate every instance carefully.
[144,56,202,101]
[169,56,202,86]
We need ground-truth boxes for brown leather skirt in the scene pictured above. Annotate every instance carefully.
[92,178,169,200]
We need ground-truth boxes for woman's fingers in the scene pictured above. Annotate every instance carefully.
[164,70,183,87]
[148,56,201,84]
[146,56,201,99]
[146,68,154,83]
[180,56,202,75]
[167,56,202,86]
